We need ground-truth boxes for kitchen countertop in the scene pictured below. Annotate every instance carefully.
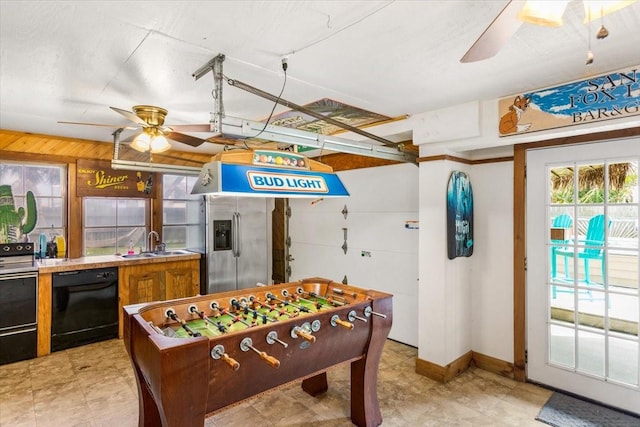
[37,252,201,274]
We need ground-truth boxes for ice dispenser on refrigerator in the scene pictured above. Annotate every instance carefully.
[213,220,232,251]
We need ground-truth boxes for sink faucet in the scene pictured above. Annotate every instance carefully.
[147,231,160,253]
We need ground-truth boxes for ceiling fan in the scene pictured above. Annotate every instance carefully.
[460,0,637,63]
[59,105,212,153]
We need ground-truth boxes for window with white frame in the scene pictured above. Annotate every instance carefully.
[0,161,66,250]
[83,197,147,256]
[162,174,204,251]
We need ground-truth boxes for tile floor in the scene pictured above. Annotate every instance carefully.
[0,339,552,426]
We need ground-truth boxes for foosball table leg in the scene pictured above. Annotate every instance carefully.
[301,372,328,396]
[133,363,163,427]
[350,297,392,427]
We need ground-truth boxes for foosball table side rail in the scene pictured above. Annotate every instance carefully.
[125,310,211,427]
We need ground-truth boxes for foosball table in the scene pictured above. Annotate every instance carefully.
[123,277,393,427]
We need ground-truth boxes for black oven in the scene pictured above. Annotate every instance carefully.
[0,243,38,365]
[51,267,118,352]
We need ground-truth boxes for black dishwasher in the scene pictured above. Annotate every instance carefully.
[51,267,118,352]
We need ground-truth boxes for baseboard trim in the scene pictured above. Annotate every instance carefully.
[415,351,473,383]
[415,351,514,383]
[471,351,514,379]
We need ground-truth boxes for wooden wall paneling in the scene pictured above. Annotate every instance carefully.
[68,162,83,258]
[1,130,214,256]
[153,177,163,244]
[1,129,214,165]
[271,198,287,284]
[513,144,526,382]
[118,267,129,339]
[314,152,402,171]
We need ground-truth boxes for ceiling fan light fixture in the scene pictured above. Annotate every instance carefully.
[131,132,151,152]
[149,133,171,153]
[583,0,637,23]
[517,0,569,27]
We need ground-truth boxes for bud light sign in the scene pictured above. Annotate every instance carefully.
[248,171,328,193]
[216,163,349,197]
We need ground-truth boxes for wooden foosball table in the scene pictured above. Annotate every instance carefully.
[123,277,393,427]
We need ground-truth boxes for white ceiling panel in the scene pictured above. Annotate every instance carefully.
[1,0,639,152]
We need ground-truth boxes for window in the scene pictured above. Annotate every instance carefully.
[0,162,66,248]
[162,174,204,250]
[83,197,147,256]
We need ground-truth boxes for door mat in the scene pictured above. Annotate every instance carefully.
[536,392,640,427]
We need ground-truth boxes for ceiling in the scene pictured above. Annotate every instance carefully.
[1,1,639,157]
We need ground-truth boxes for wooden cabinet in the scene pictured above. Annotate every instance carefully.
[165,266,197,300]
[128,270,165,304]
[119,258,200,337]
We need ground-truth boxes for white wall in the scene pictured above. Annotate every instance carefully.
[413,99,640,155]
[412,94,637,368]
[470,162,514,362]
[418,161,473,365]
[289,163,419,346]
[417,159,514,366]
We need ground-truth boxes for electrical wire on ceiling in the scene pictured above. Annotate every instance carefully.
[232,57,289,143]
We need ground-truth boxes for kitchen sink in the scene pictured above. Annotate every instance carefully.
[121,252,157,259]
[120,249,192,259]
[155,249,193,255]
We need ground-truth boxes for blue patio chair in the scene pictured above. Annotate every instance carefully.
[550,214,573,280]
[554,214,611,288]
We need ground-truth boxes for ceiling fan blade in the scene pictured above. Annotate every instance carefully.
[164,124,213,132]
[460,0,524,63]
[109,106,149,127]
[58,120,138,130]
[165,131,207,147]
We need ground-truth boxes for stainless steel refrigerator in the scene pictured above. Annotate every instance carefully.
[205,196,271,294]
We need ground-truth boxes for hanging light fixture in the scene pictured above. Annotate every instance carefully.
[517,0,636,26]
[586,7,594,65]
[594,3,610,39]
[583,0,636,23]
[517,1,569,26]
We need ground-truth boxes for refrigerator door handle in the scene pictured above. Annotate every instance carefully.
[231,212,240,258]
[235,211,241,258]
[231,212,237,257]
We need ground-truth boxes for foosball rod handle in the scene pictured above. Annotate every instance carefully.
[297,329,317,343]
[240,337,281,369]
[222,353,240,371]
[364,306,387,319]
[258,351,281,369]
[211,344,240,371]
[331,315,354,330]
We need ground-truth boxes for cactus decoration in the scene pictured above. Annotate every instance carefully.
[0,184,38,243]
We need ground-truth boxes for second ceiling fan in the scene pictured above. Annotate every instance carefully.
[460,0,636,63]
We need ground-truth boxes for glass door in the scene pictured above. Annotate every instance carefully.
[526,139,639,414]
